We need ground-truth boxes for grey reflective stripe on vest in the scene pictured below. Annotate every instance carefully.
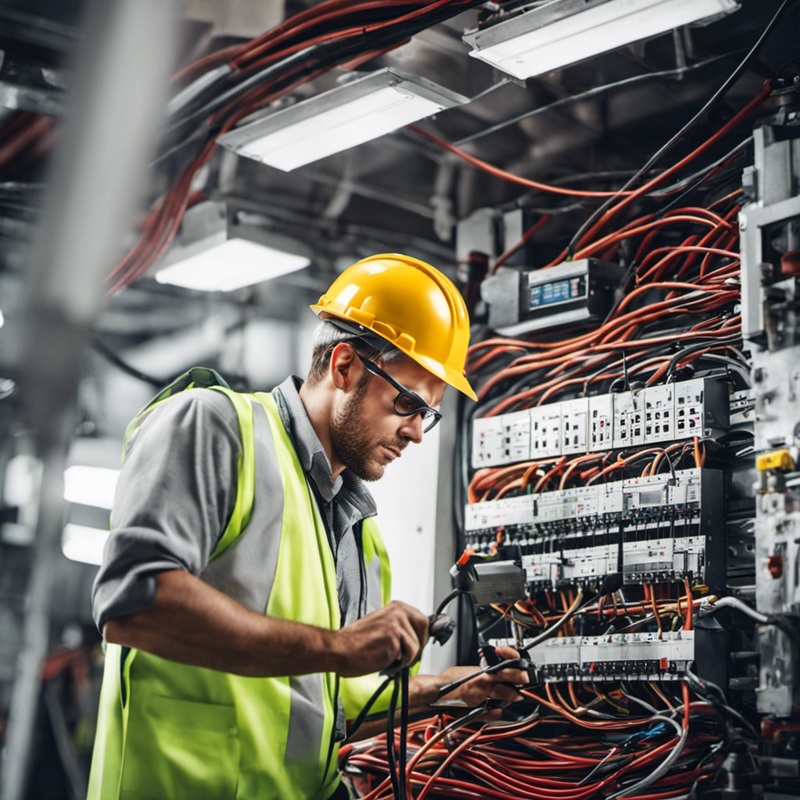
[200,394,332,774]
[286,674,326,764]
[201,400,284,614]
[283,479,335,772]
[365,554,383,614]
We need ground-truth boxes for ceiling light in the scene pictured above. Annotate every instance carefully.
[463,0,740,80]
[64,465,120,510]
[62,524,109,566]
[156,238,310,292]
[153,201,312,292]
[0,309,4,329]
[218,68,467,171]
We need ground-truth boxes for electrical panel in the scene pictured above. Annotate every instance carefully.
[526,631,695,682]
[465,468,724,590]
[740,122,800,726]
[471,377,729,467]
[446,79,800,800]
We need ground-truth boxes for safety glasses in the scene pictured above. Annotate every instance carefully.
[354,351,442,433]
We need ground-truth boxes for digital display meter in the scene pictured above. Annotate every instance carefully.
[529,276,586,309]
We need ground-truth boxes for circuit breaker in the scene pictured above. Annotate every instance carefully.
[471,377,730,468]
[465,468,723,590]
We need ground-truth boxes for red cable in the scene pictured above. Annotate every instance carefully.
[411,125,640,199]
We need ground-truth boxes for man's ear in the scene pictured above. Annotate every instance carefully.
[329,343,359,390]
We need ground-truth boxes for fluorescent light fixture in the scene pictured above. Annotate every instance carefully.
[153,201,312,292]
[62,524,109,566]
[156,238,310,292]
[463,0,740,80]
[218,68,467,171]
[0,309,4,329]
[64,465,119,510]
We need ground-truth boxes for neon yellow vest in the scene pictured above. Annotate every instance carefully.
[88,381,392,800]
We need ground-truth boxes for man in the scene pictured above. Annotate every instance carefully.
[88,253,523,800]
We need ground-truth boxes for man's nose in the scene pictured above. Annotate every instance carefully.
[398,412,424,444]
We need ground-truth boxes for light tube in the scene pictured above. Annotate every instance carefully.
[62,524,110,566]
[64,465,120,510]
[463,0,740,80]
[155,238,310,292]
[219,68,467,171]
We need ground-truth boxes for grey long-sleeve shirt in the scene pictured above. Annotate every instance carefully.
[92,376,377,631]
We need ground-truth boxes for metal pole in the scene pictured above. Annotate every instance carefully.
[0,1,178,796]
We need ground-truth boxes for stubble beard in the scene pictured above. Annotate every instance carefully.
[331,378,402,482]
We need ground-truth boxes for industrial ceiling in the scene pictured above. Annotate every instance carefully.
[0,0,793,441]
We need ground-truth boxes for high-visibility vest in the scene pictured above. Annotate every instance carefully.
[88,373,392,800]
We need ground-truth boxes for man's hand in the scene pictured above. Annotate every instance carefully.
[329,600,431,677]
[104,572,430,680]
[410,645,529,709]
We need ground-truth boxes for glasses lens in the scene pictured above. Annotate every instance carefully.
[394,392,425,416]
[392,393,440,432]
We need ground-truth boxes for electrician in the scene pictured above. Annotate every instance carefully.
[87,253,525,800]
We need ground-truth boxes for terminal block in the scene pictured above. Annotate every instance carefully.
[525,631,695,682]
[472,377,730,468]
[472,409,531,467]
[464,468,724,590]
[620,469,724,586]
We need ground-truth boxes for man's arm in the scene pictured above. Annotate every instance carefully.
[104,569,430,678]
[93,390,242,631]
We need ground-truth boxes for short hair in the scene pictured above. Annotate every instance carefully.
[306,320,404,385]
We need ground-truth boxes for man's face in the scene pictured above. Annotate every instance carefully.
[330,355,446,482]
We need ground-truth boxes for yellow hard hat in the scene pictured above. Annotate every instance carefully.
[311,253,477,401]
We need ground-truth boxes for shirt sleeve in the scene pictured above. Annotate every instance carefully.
[91,388,242,631]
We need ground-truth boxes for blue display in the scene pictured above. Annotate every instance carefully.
[529,275,586,309]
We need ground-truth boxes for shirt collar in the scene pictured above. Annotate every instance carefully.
[272,376,377,517]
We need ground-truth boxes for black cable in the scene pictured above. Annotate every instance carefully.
[567,0,796,256]
[685,668,760,740]
[664,336,741,381]
[90,335,170,387]
[167,3,442,133]
[652,137,751,213]
[162,41,359,163]
[691,353,750,389]
[435,588,465,616]
[150,125,208,168]
[385,676,401,799]
[398,667,410,800]
[658,449,677,483]
[436,656,532,701]
[589,344,676,397]
[476,606,513,638]
[342,674,394,744]
[453,54,738,148]
[168,43,329,134]
[621,350,631,392]
[524,589,587,649]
